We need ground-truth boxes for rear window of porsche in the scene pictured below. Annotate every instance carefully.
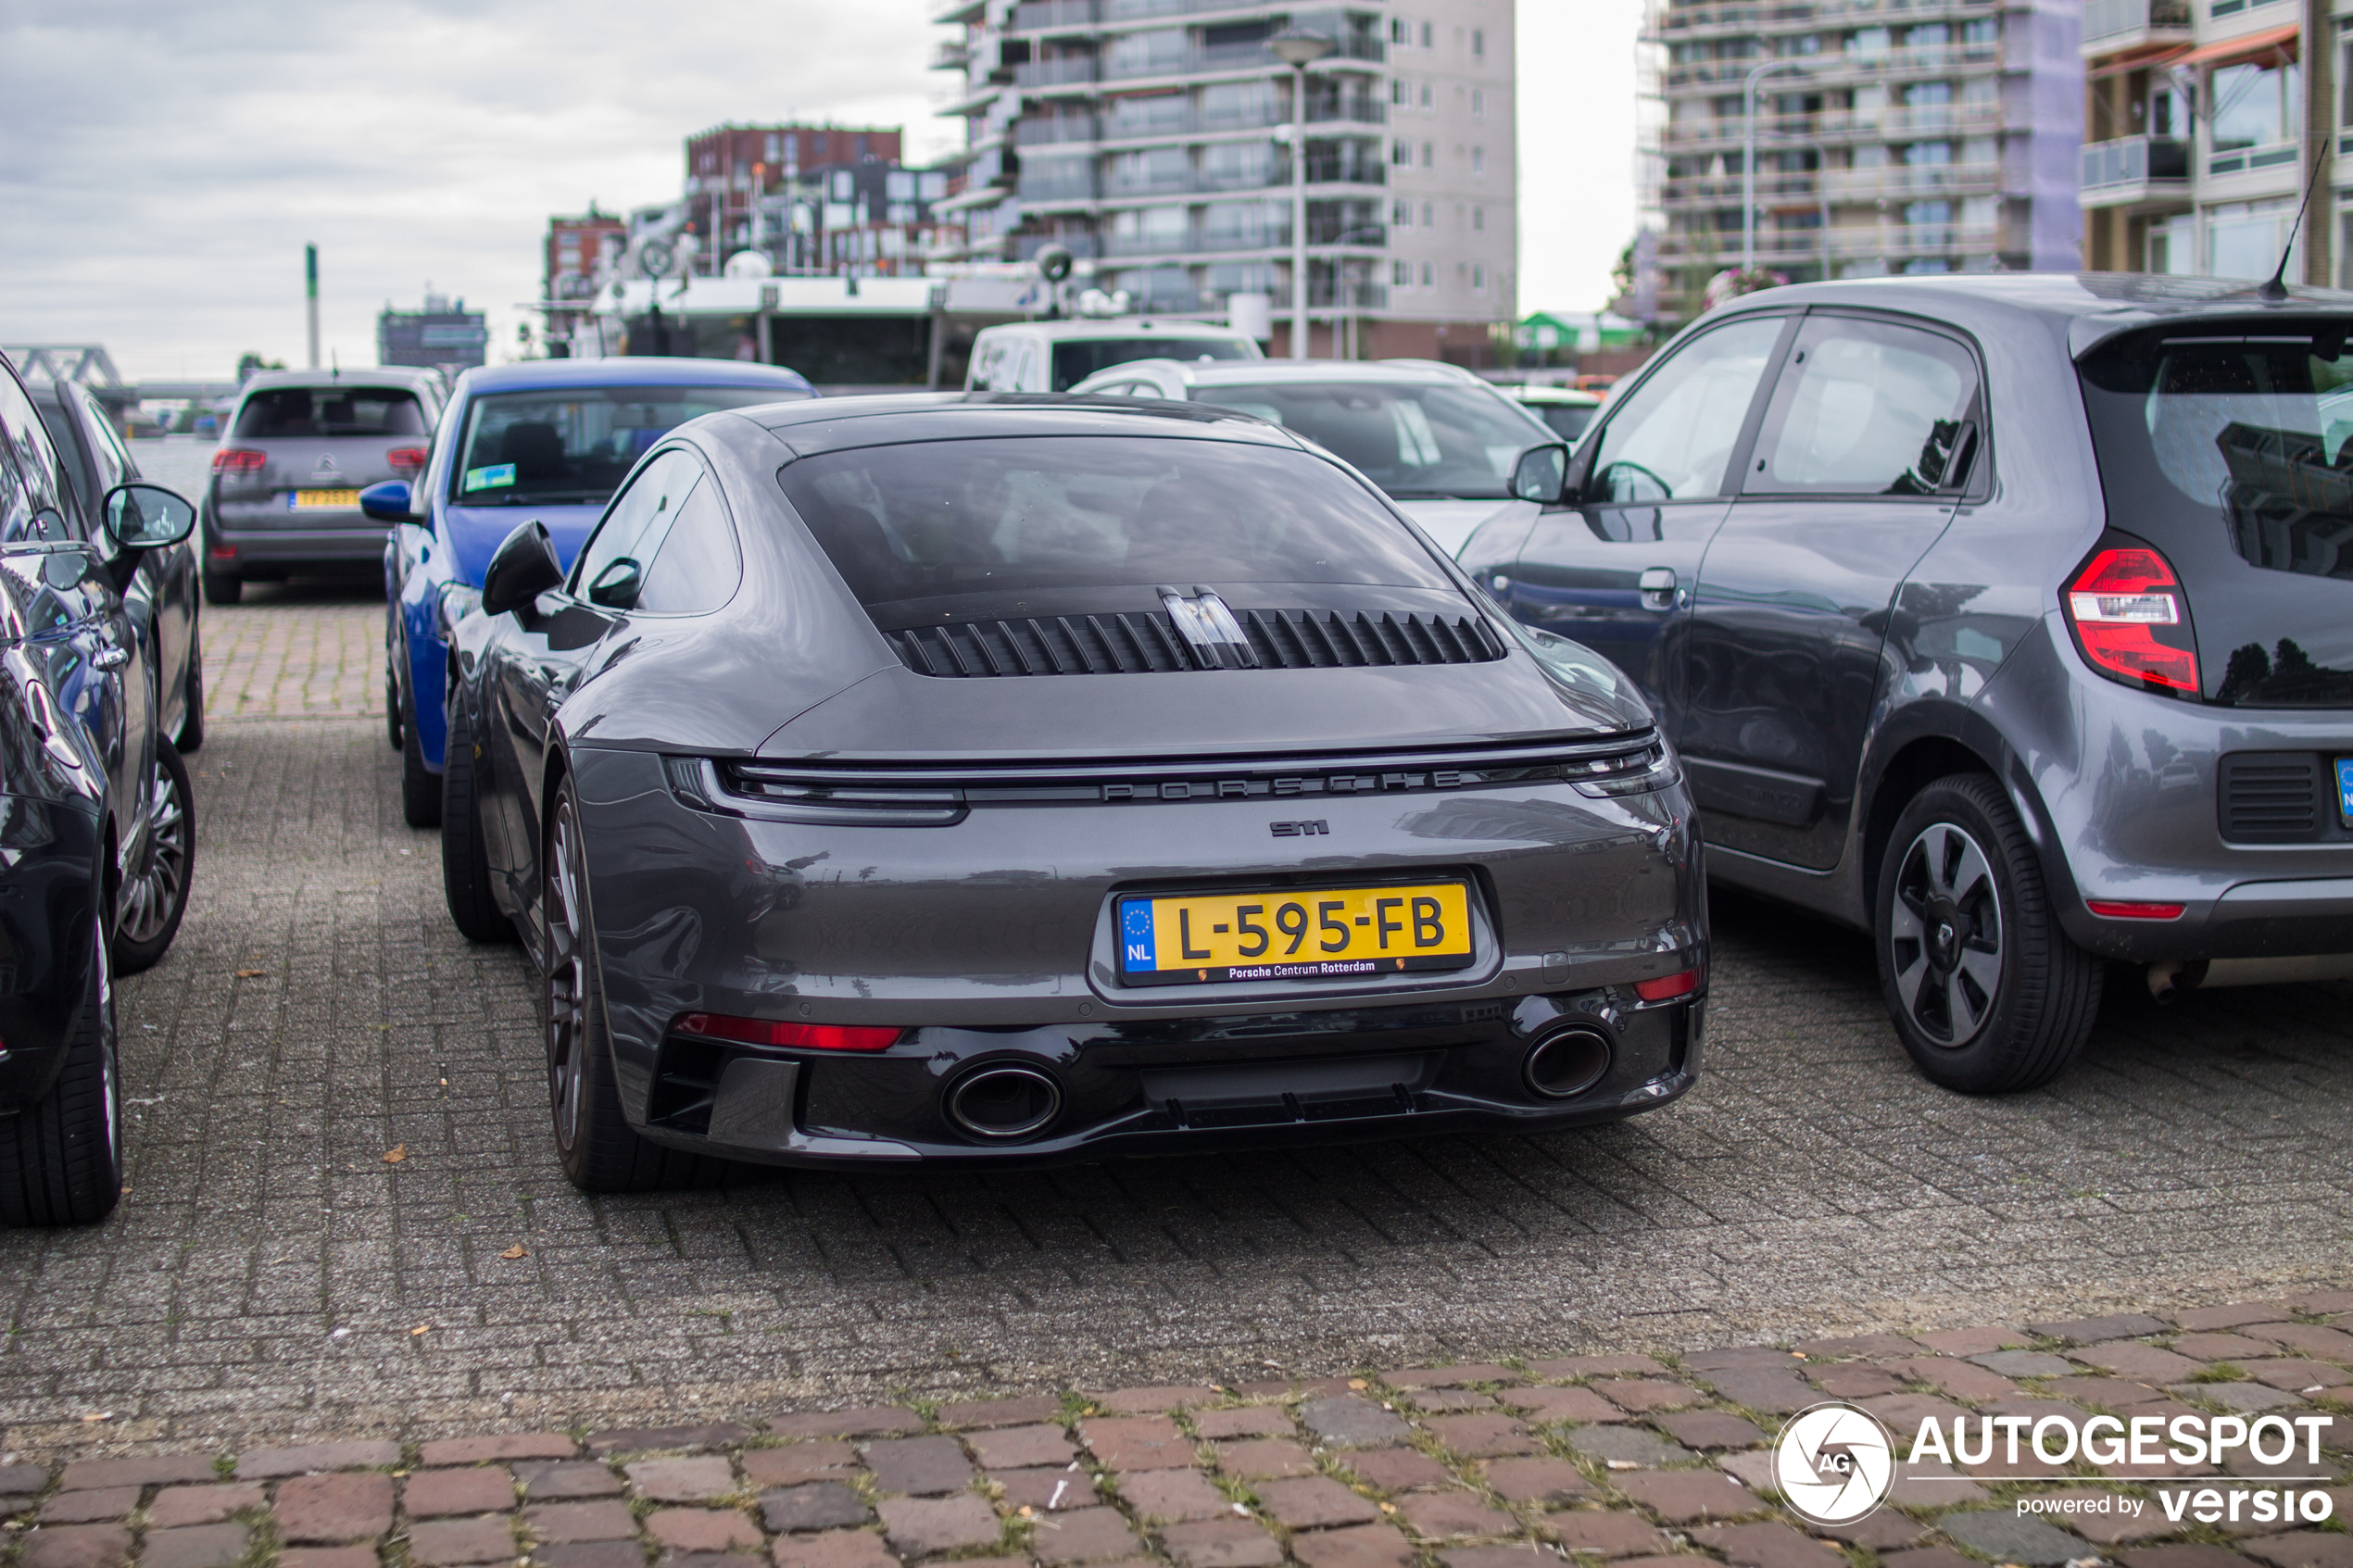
[775,435,1452,622]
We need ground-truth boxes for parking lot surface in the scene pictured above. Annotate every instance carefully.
[0,591,2347,1458]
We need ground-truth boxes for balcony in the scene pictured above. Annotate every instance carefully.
[930,39,972,70]
[1011,0,1099,31]
[1669,40,1998,89]
[1103,36,1384,83]
[1660,172,1820,206]
[1656,231,1830,264]
[1090,97,1384,146]
[2080,0,2192,57]
[1017,115,1101,146]
[2080,134,2191,207]
[1826,221,1999,258]
[1014,56,1101,89]
[1649,0,1998,37]
[1820,160,2001,198]
[2208,138,2302,180]
[1018,169,1101,204]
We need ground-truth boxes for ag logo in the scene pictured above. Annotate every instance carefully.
[1773,1402,1896,1524]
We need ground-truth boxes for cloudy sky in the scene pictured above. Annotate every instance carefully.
[0,0,1638,383]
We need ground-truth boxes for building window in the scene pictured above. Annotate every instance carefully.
[1420,20,1433,47]
[1420,82,1433,108]
[1422,201,1434,226]
[1390,18,1407,44]
[2207,197,2298,279]
[1472,28,1484,57]
[1471,262,1487,292]
[1471,89,1486,118]
[1393,259,1412,284]
[1422,141,1435,167]
[1472,206,1484,231]
[1392,139,1413,165]
[1471,145,1486,178]
[1391,78,1409,105]
[1423,261,1435,285]
[2211,60,2301,167]
[1392,198,1412,224]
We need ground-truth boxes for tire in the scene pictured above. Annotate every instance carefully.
[114,737,195,975]
[199,553,241,606]
[0,906,124,1226]
[1873,772,2103,1094]
[176,626,206,754]
[440,701,514,944]
[384,638,404,751]
[399,672,441,829]
[543,777,718,1192]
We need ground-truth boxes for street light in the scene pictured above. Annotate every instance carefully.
[1743,57,1804,274]
[1270,28,1335,359]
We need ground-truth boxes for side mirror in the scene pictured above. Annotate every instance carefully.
[359,480,417,522]
[99,483,195,551]
[480,520,564,618]
[585,558,643,609]
[1511,443,1569,504]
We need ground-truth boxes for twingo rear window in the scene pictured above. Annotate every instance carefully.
[1051,337,1252,390]
[2080,329,2353,578]
[233,386,425,438]
[774,435,1451,624]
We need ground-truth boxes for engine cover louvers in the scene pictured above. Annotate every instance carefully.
[885,608,1506,677]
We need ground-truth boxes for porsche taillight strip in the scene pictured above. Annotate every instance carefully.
[668,731,1673,822]
[884,608,1505,677]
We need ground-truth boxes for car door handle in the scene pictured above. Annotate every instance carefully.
[1638,568,1677,612]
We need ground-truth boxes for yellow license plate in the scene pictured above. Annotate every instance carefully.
[288,488,360,509]
[1117,882,1474,987]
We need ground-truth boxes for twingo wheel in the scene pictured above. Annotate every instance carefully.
[542,776,717,1193]
[0,905,124,1226]
[1873,772,2102,1094]
[439,702,514,944]
[114,737,195,975]
[399,671,441,829]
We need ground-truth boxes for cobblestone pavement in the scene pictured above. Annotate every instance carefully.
[201,587,382,722]
[0,596,2347,1460]
[1,1303,2347,1568]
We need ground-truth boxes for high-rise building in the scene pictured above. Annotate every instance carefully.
[930,0,1517,360]
[2080,0,2328,283]
[1635,0,2082,328]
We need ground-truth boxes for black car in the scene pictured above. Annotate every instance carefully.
[28,376,204,760]
[1469,272,2353,1094]
[0,352,198,1225]
[441,395,1705,1190]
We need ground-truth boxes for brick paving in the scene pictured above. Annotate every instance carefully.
[0,594,2349,1462]
[0,1311,2346,1568]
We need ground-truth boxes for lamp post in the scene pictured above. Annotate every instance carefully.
[1742,57,1803,274]
[1328,222,1386,360]
[1271,28,1335,358]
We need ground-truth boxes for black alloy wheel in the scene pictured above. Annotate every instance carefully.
[1873,772,2102,1094]
[115,738,195,974]
[543,777,715,1193]
[177,625,206,754]
[439,702,513,944]
[399,668,441,829]
[0,905,124,1226]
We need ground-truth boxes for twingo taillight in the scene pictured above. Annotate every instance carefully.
[387,446,427,476]
[2062,535,2199,696]
[210,447,266,473]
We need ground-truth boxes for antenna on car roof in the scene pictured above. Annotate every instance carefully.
[2258,142,2331,302]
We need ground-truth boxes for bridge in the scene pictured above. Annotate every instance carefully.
[3,343,240,408]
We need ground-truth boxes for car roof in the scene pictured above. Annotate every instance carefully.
[740,391,1304,457]
[238,367,441,393]
[1696,271,2353,358]
[1503,385,1601,406]
[977,320,1257,342]
[453,356,817,396]
[1081,359,1479,388]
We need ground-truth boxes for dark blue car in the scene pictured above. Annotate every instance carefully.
[370,358,815,824]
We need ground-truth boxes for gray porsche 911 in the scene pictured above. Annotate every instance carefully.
[438,395,1707,1191]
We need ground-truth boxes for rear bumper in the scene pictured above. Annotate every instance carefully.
[631,992,1705,1170]
[208,521,388,570]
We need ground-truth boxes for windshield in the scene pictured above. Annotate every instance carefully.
[1186,381,1551,498]
[775,435,1450,624]
[234,386,425,439]
[1051,337,1252,391]
[450,385,806,505]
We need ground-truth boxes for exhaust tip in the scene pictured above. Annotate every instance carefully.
[1524,1024,1613,1100]
[944,1064,1063,1141]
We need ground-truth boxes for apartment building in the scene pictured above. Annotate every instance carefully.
[2080,0,2333,283]
[684,124,907,276]
[1637,0,2082,327]
[931,0,1517,359]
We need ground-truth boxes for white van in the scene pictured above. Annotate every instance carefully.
[964,320,1263,394]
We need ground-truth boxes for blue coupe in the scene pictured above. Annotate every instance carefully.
[370,357,815,824]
